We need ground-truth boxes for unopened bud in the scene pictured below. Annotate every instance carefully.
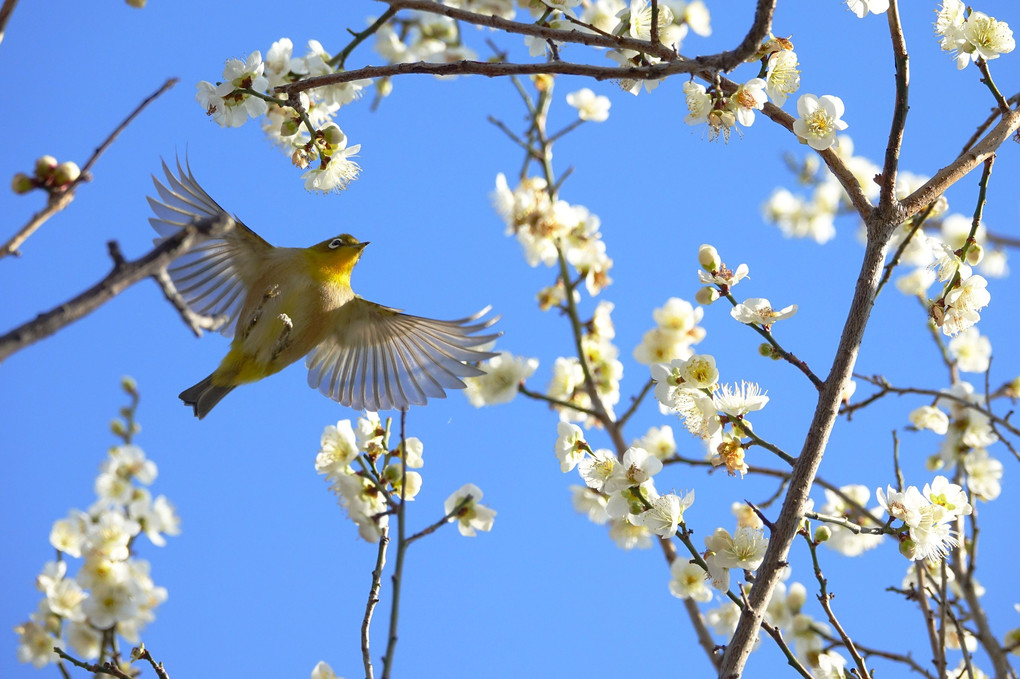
[12,173,35,194]
[321,124,344,147]
[280,119,300,137]
[758,343,774,357]
[813,525,831,543]
[35,155,58,179]
[899,537,920,560]
[786,582,807,613]
[695,286,719,305]
[382,463,403,484]
[125,0,147,7]
[53,161,81,186]
[965,243,983,266]
[532,73,554,92]
[121,375,138,395]
[375,78,393,99]
[111,419,127,437]
[698,244,721,272]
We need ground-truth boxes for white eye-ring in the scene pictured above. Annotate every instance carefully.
[329,238,343,249]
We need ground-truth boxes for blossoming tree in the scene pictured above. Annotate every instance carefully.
[4,0,1020,678]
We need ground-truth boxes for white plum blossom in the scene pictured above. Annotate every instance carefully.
[578,448,618,491]
[704,525,768,570]
[555,421,588,472]
[939,274,991,336]
[566,88,611,122]
[909,405,950,435]
[464,352,539,406]
[195,51,269,128]
[631,490,694,537]
[632,425,677,460]
[316,419,360,474]
[570,485,611,524]
[669,559,712,602]
[604,447,663,492]
[683,81,713,125]
[713,381,769,418]
[948,327,992,373]
[764,49,800,106]
[878,476,972,561]
[820,485,884,556]
[445,483,497,537]
[793,94,848,151]
[730,78,767,126]
[302,126,361,193]
[846,0,888,18]
[730,297,797,329]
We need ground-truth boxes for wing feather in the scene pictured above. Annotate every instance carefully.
[148,157,272,336]
[305,299,500,411]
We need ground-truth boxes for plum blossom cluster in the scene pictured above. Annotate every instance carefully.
[928,244,993,336]
[681,37,798,141]
[315,414,495,540]
[598,0,711,94]
[196,42,367,194]
[877,476,973,561]
[632,297,706,366]
[651,352,771,478]
[316,413,424,541]
[374,11,479,70]
[935,0,1015,69]
[464,351,540,407]
[913,381,1003,502]
[559,423,693,550]
[14,382,179,670]
[545,301,625,424]
[492,173,613,295]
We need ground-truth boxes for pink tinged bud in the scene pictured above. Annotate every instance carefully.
[698,244,721,271]
[34,155,58,179]
[53,161,81,186]
[11,172,36,194]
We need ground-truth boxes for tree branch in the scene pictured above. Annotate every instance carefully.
[0,214,235,363]
[1,77,177,259]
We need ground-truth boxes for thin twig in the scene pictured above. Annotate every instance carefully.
[0,0,20,47]
[877,0,909,219]
[53,648,132,679]
[2,78,177,259]
[362,526,389,679]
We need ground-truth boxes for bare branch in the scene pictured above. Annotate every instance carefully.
[0,0,19,47]
[1,77,178,259]
[878,0,909,219]
[0,214,235,364]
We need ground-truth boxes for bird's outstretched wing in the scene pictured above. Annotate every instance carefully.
[148,157,272,336]
[305,299,500,412]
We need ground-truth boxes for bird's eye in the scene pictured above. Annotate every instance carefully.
[329,238,343,249]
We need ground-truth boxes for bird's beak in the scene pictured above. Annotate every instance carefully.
[358,241,370,250]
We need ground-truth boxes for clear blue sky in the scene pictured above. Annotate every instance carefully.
[2,1,1018,677]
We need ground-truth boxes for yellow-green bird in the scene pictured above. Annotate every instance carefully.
[148,159,499,418]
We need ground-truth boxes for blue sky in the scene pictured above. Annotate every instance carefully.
[2,1,1019,677]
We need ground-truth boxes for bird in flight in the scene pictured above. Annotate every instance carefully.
[148,158,499,418]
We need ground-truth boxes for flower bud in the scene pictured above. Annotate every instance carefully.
[813,525,831,543]
[125,0,147,7]
[698,244,721,272]
[899,536,920,560]
[280,119,300,137]
[694,286,719,305]
[11,173,35,194]
[786,582,807,613]
[757,343,774,357]
[53,161,81,186]
[321,124,344,147]
[532,73,554,92]
[111,419,127,437]
[34,155,58,179]
[121,375,138,395]
[965,242,983,266]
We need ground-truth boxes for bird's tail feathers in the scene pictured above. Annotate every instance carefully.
[179,374,235,419]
